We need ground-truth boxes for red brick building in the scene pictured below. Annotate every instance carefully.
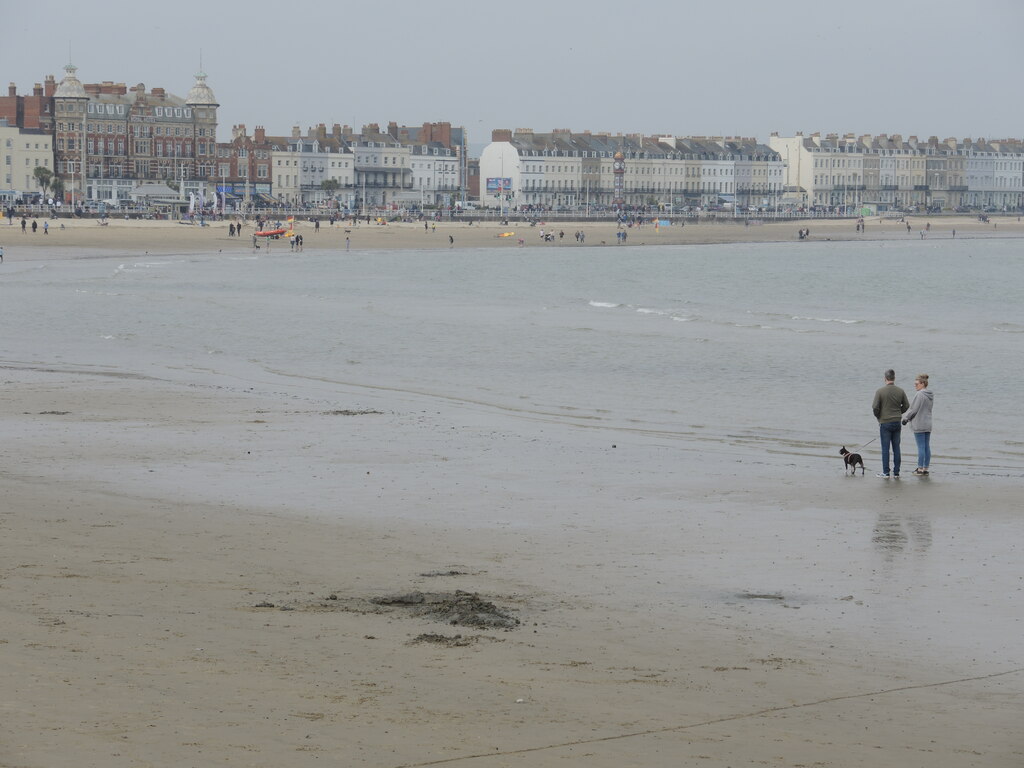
[0,76,57,131]
[50,63,219,204]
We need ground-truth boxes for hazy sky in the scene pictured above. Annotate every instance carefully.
[4,0,1021,150]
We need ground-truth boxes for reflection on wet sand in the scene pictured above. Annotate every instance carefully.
[872,507,933,559]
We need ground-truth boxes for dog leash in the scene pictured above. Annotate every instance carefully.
[857,437,877,450]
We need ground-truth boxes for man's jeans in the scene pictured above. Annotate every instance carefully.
[879,421,902,476]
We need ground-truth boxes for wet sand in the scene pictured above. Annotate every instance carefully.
[2,224,1023,766]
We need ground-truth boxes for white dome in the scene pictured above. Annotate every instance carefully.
[54,63,87,99]
[185,71,217,106]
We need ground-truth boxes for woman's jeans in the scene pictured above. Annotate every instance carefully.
[879,421,902,476]
[914,431,931,469]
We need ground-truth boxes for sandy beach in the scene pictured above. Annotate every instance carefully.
[2,211,1022,259]
[2,220,1022,767]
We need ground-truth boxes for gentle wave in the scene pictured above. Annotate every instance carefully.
[791,315,862,324]
[993,323,1023,333]
[589,300,694,322]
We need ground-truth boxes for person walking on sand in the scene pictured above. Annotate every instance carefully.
[872,368,910,478]
[902,373,934,475]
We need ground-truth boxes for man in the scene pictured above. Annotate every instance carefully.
[872,369,910,478]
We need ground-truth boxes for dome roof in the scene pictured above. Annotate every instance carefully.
[185,71,218,106]
[54,63,87,99]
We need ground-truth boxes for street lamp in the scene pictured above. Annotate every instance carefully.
[221,167,228,216]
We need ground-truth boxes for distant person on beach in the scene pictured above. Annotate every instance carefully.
[902,373,934,475]
[0,244,4,262]
[872,369,910,478]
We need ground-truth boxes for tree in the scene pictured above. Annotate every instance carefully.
[321,178,340,194]
[33,166,53,195]
[50,177,65,200]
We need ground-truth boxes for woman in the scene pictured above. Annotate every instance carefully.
[902,374,934,475]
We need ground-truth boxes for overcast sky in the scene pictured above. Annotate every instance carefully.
[4,0,1021,150]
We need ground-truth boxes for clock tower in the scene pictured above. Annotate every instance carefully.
[613,150,625,209]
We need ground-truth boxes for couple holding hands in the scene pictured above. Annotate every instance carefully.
[872,369,934,478]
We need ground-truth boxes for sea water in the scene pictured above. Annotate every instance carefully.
[4,237,1023,665]
[5,237,1022,476]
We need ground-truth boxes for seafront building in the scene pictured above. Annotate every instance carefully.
[263,122,462,210]
[770,132,1024,212]
[211,121,465,211]
[48,63,220,207]
[1,119,53,204]
[2,66,467,212]
[4,64,1024,214]
[479,129,785,211]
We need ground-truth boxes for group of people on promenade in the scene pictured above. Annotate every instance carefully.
[872,369,934,477]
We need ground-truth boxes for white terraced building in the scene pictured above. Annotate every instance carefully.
[770,132,1024,212]
[480,128,784,211]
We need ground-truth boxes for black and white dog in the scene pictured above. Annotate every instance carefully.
[840,446,865,475]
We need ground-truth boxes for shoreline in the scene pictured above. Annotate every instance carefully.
[2,213,1020,258]
[2,363,1022,766]
[2,228,1022,766]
